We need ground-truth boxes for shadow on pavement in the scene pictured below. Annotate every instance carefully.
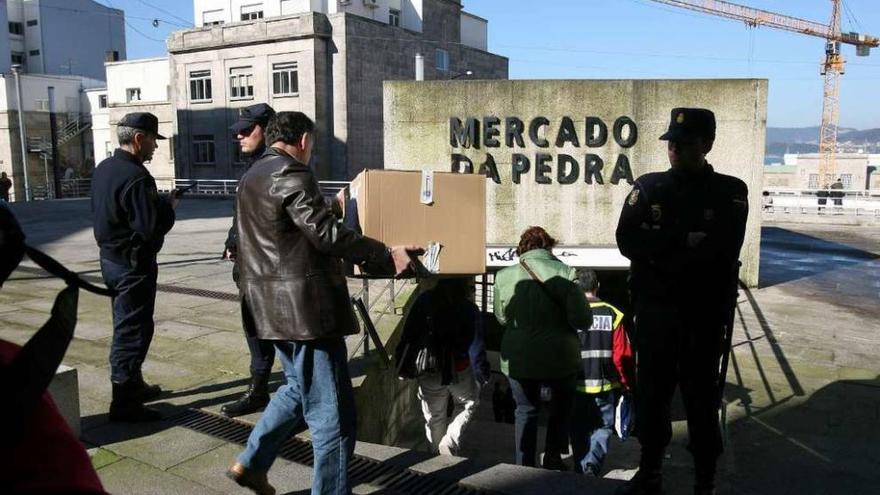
[725,376,880,495]
[80,371,286,447]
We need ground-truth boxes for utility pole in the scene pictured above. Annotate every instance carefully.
[11,64,30,201]
[48,86,61,199]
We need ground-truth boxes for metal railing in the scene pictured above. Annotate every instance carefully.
[763,188,880,216]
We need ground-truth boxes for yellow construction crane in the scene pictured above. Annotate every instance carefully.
[648,0,879,188]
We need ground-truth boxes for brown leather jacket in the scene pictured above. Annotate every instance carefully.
[236,147,391,340]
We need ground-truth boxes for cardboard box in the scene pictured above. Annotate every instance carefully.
[346,169,486,275]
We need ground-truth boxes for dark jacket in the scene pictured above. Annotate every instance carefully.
[224,145,265,258]
[616,164,748,311]
[236,147,391,341]
[396,288,491,386]
[493,249,592,380]
[225,145,265,284]
[91,149,175,268]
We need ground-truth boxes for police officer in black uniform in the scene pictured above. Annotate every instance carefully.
[615,108,748,495]
[220,103,277,417]
[91,112,176,422]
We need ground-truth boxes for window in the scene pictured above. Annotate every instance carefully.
[29,49,40,56]
[11,52,24,65]
[105,141,112,158]
[98,95,108,108]
[435,48,449,71]
[808,174,819,189]
[840,174,852,189]
[241,3,264,21]
[202,9,225,26]
[229,66,254,100]
[35,99,49,111]
[126,88,141,103]
[389,8,400,27]
[9,22,23,35]
[193,135,216,164]
[189,70,212,102]
[272,62,299,96]
[26,19,38,27]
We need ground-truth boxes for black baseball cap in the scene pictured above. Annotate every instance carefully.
[230,103,276,134]
[659,108,716,143]
[118,112,166,140]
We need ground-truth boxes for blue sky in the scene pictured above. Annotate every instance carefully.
[104,0,880,129]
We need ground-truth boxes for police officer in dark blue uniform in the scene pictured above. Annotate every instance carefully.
[91,112,176,422]
[220,103,277,417]
[615,108,748,495]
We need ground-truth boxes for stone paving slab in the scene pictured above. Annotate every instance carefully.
[168,443,314,495]
[3,200,880,495]
[97,458,224,495]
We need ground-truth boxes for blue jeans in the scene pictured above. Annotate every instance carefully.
[570,389,618,474]
[238,338,356,495]
[507,375,576,467]
[100,257,158,383]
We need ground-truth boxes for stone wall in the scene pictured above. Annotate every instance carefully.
[383,79,767,286]
[338,10,507,178]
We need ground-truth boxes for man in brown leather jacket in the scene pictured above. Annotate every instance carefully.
[225,111,419,495]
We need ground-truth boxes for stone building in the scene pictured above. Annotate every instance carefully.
[168,0,508,180]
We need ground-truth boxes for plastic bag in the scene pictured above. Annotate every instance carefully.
[615,393,635,440]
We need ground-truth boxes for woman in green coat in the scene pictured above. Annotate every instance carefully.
[494,226,592,469]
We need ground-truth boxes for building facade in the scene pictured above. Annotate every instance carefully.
[2,0,126,80]
[169,0,507,180]
[0,72,102,200]
[96,57,175,183]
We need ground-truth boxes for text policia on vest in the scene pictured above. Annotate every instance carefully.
[449,115,638,186]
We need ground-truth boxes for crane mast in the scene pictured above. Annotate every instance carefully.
[649,0,879,189]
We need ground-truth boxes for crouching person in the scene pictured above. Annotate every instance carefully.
[225,111,421,495]
[396,278,491,456]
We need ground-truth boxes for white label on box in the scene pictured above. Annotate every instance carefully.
[423,241,442,273]
[420,171,434,205]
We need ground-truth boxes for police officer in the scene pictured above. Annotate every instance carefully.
[220,103,277,417]
[615,108,748,495]
[91,112,176,422]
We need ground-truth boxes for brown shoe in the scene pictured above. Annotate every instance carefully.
[226,462,275,495]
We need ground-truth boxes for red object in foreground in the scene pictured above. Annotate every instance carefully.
[0,340,107,494]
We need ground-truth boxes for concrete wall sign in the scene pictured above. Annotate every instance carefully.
[384,79,767,285]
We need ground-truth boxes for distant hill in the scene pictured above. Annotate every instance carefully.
[839,128,880,143]
[766,126,860,144]
[765,126,880,155]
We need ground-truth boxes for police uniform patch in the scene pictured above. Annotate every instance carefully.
[627,189,640,206]
[732,197,747,211]
[651,204,662,221]
[703,209,714,221]
[676,112,685,124]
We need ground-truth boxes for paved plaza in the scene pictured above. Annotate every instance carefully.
[2,198,879,495]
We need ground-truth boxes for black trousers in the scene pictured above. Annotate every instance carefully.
[235,262,275,376]
[507,374,576,467]
[633,303,725,467]
[101,257,158,383]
